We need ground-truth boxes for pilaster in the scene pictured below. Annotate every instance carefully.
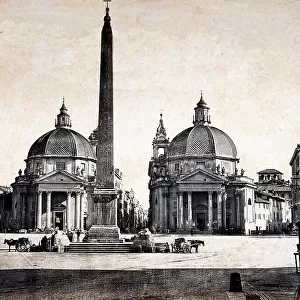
[66,191,72,230]
[46,191,52,228]
[217,191,222,228]
[223,192,227,228]
[75,192,80,229]
[37,191,43,229]
[187,192,192,225]
[208,191,213,230]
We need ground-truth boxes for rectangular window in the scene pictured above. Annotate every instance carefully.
[56,162,66,170]
[258,214,261,219]
[175,163,179,171]
[81,163,86,171]
[263,214,265,219]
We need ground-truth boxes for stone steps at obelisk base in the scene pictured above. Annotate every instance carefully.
[67,242,133,253]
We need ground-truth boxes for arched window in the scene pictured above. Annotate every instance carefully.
[248,198,252,205]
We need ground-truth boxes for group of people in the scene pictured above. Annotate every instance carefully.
[37,227,84,252]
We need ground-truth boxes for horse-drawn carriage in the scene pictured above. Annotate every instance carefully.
[171,238,191,253]
[171,238,205,253]
[4,238,31,252]
[131,228,170,253]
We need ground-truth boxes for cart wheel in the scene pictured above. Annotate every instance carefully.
[18,244,27,252]
[183,245,190,253]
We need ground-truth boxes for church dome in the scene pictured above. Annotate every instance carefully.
[168,125,237,158]
[27,101,96,160]
[168,93,238,160]
[28,128,96,160]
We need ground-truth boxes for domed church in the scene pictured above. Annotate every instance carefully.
[148,93,256,233]
[11,101,97,231]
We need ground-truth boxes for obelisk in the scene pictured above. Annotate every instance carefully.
[89,0,120,242]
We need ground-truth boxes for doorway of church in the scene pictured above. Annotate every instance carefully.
[196,213,206,231]
[55,212,64,230]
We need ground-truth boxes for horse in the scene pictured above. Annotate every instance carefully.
[3,239,18,252]
[188,240,205,253]
[3,238,31,252]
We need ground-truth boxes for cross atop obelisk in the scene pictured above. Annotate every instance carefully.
[89,0,120,242]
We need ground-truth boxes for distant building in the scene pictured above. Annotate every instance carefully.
[117,188,146,232]
[256,169,292,232]
[0,186,12,231]
[290,145,300,222]
[148,94,256,234]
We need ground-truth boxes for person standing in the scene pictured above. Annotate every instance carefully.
[76,229,81,242]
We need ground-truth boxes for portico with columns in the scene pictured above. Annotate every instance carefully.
[35,170,87,231]
[173,168,228,232]
[175,190,227,231]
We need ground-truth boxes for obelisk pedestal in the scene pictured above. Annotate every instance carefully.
[89,188,121,242]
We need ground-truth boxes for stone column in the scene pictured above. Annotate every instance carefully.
[21,193,26,229]
[160,191,165,229]
[75,192,80,229]
[177,192,183,230]
[66,191,72,229]
[187,192,192,225]
[179,192,184,229]
[223,193,227,228]
[208,191,213,230]
[37,191,43,229]
[162,190,169,230]
[236,194,240,227]
[217,191,222,228]
[46,191,52,228]
[80,193,84,231]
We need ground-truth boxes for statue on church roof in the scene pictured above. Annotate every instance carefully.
[241,169,245,176]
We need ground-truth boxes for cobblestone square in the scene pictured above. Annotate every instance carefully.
[0,234,299,299]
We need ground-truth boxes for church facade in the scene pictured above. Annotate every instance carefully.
[11,102,95,232]
[148,94,257,234]
[8,102,144,233]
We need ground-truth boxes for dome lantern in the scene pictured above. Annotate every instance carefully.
[55,98,72,128]
[193,91,211,126]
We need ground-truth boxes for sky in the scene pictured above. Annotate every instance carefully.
[1,0,300,208]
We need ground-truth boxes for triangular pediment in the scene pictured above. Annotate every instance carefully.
[177,168,227,184]
[35,170,83,184]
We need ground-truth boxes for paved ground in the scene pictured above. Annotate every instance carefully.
[0,234,299,299]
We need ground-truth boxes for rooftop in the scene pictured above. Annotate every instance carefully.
[257,169,283,174]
